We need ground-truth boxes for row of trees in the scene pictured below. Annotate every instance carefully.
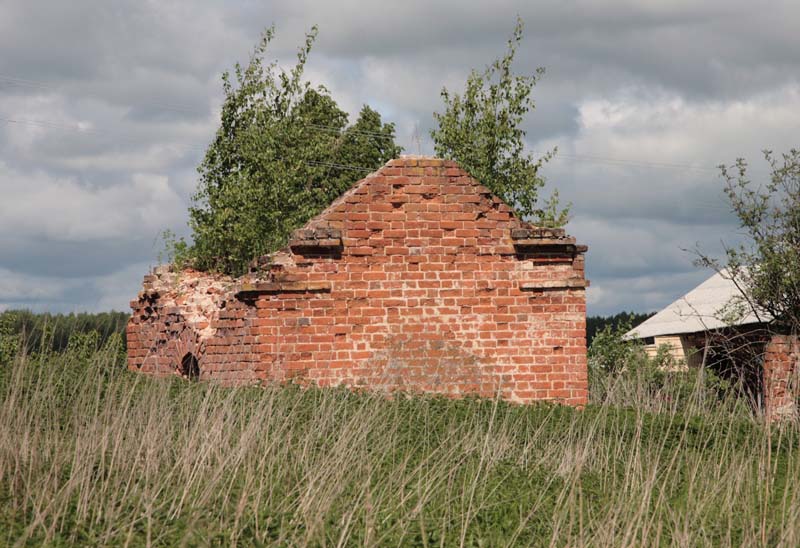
[0,310,129,361]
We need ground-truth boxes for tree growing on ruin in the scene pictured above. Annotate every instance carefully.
[697,149,800,332]
[430,17,568,227]
[182,26,401,275]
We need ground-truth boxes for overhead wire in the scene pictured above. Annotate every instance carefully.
[0,113,730,176]
[0,73,397,141]
[542,150,720,173]
[0,74,202,114]
[0,115,379,173]
[0,72,751,176]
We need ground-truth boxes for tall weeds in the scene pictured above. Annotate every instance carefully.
[1,339,799,546]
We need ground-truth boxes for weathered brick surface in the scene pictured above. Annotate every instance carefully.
[764,333,800,420]
[127,157,589,405]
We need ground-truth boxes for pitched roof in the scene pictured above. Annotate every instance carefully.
[626,270,768,339]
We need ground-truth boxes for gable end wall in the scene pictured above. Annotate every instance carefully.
[127,158,588,406]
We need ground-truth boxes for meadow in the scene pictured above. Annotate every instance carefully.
[1,319,799,546]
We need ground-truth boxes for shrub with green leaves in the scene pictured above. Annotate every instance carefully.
[587,318,648,375]
[431,17,568,227]
[587,317,738,413]
[697,149,800,332]
[0,313,19,366]
[182,26,401,275]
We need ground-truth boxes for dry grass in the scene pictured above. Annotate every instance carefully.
[2,340,800,546]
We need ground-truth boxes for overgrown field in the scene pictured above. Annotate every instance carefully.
[2,337,800,546]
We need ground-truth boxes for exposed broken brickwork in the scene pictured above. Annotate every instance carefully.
[764,333,800,420]
[127,157,589,405]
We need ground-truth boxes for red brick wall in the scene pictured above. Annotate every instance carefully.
[127,157,589,406]
[764,333,799,420]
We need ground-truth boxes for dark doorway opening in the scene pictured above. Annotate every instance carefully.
[180,352,200,380]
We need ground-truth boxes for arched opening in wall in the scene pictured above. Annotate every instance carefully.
[180,352,200,380]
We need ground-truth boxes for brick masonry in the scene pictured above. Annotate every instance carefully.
[763,333,800,420]
[127,157,589,406]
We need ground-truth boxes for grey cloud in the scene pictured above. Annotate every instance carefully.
[0,234,157,279]
[0,0,798,315]
[0,261,151,313]
[262,1,800,99]
[587,269,713,315]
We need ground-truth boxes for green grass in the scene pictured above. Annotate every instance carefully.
[2,339,800,546]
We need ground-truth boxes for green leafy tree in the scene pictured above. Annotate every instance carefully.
[588,317,648,375]
[186,26,401,274]
[0,313,20,366]
[697,149,800,331]
[430,17,568,226]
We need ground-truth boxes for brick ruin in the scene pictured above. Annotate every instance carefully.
[764,334,800,420]
[127,157,589,406]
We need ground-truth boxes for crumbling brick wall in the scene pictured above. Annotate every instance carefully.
[763,333,800,420]
[127,157,589,405]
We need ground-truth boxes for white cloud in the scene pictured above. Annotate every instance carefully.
[569,85,800,163]
[0,261,152,313]
[0,267,69,303]
[0,163,184,242]
[1,0,799,315]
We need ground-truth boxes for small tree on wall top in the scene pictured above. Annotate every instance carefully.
[184,26,401,275]
[430,17,568,227]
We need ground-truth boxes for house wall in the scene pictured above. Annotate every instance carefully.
[127,158,589,406]
[646,336,686,365]
[642,335,703,370]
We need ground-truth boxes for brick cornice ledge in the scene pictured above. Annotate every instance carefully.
[235,281,332,297]
[519,278,590,291]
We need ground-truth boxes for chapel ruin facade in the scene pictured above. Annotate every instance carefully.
[127,157,589,405]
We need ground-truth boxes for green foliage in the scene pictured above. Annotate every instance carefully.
[698,149,800,330]
[159,228,191,269]
[0,313,19,366]
[430,17,569,226]
[0,339,795,546]
[587,317,736,413]
[65,330,101,360]
[185,26,401,275]
[587,316,648,375]
[0,309,129,354]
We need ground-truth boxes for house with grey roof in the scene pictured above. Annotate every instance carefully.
[626,269,769,367]
[626,270,798,420]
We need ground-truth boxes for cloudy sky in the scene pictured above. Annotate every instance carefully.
[1,0,798,315]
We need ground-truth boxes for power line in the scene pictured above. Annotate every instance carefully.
[544,150,719,173]
[305,123,395,140]
[304,159,373,172]
[0,113,728,176]
[0,74,201,114]
[0,115,379,173]
[0,115,102,134]
[0,73,397,142]
[0,115,209,155]
[0,70,751,176]
[0,73,733,173]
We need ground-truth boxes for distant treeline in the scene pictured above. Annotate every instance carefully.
[0,310,129,353]
[1,309,655,353]
[586,311,656,345]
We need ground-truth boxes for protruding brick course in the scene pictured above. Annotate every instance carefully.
[127,157,589,405]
